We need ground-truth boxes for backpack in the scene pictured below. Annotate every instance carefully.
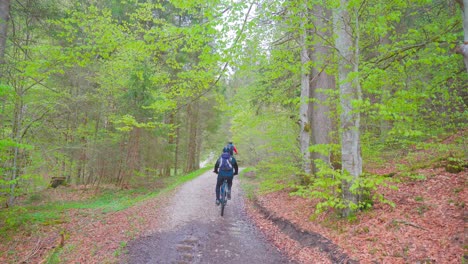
[219,153,233,171]
[226,143,234,155]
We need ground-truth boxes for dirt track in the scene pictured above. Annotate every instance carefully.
[121,171,294,264]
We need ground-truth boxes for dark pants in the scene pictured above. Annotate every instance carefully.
[216,175,233,200]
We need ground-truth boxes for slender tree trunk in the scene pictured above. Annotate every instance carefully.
[166,111,176,177]
[116,140,126,185]
[334,0,362,217]
[0,0,10,139]
[195,112,202,170]
[63,112,71,181]
[310,4,334,174]
[299,7,312,175]
[78,136,87,185]
[193,101,200,171]
[0,0,10,66]
[379,35,391,142]
[7,94,24,207]
[174,110,180,176]
[78,116,88,185]
[122,127,140,188]
[456,0,468,72]
[185,101,199,173]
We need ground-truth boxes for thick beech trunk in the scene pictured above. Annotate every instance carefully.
[310,4,334,174]
[334,0,362,217]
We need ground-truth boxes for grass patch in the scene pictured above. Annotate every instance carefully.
[0,167,210,237]
[114,241,128,257]
[44,247,64,264]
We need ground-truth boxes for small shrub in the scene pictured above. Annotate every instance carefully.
[445,156,466,173]
[290,160,396,217]
[401,172,426,181]
[26,193,44,204]
[416,204,430,215]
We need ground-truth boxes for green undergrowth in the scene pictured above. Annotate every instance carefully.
[239,130,466,219]
[0,167,210,238]
[238,167,258,200]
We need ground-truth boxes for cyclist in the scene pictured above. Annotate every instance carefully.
[213,147,239,205]
[225,141,238,156]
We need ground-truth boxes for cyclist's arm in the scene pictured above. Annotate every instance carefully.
[233,159,239,175]
[214,158,220,173]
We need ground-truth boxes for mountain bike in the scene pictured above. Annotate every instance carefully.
[219,178,229,216]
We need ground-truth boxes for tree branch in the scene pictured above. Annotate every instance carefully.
[175,2,256,111]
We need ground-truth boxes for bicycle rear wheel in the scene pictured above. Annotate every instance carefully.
[220,181,227,216]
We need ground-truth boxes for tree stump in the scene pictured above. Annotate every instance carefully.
[50,177,66,188]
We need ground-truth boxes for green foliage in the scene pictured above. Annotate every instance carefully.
[0,206,28,234]
[0,168,211,238]
[238,166,256,195]
[113,241,128,257]
[399,171,426,181]
[352,173,397,209]
[225,0,465,219]
[0,167,209,236]
[445,156,467,173]
[291,160,345,214]
[291,160,396,215]
[0,0,226,200]
[0,0,466,246]
[0,83,14,97]
[360,0,466,148]
[44,247,63,264]
[229,101,301,193]
[0,140,35,205]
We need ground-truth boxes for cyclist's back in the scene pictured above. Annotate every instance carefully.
[213,147,239,205]
[225,141,238,156]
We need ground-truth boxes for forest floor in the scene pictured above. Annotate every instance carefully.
[241,131,466,263]
[0,133,466,263]
[243,167,466,263]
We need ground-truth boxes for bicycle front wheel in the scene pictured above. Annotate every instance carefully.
[221,201,225,216]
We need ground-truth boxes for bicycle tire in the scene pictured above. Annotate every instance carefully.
[220,180,227,216]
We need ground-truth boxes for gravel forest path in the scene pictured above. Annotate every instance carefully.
[121,170,295,264]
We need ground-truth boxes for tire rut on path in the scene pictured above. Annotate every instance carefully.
[121,171,294,264]
[253,201,359,264]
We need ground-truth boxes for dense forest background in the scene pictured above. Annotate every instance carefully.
[0,0,466,217]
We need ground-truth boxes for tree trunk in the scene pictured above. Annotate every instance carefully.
[195,112,202,169]
[0,0,10,140]
[379,35,391,142]
[334,0,362,217]
[174,110,180,176]
[77,136,87,185]
[7,94,24,207]
[0,0,10,65]
[185,101,199,173]
[456,0,468,72]
[310,4,334,174]
[166,110,178,177]
[122,127,140,188]
[299,7,312,175]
